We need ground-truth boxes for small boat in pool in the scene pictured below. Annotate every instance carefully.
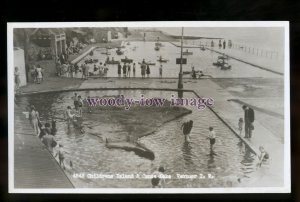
[116,48,124,55]
[101,50,111,55]
[155,42,162,47]
[213,55,232,70]
[106,60,120,65]
[106,57,120,65]
[85,58,97,64]
[138,61,156,65]
[157,56,168,63]
[182,49,193,55]
[221,63,231,70]
[121,57,133,63]
[146,62,156,65]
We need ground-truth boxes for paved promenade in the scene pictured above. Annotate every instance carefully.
[14,104,74,189]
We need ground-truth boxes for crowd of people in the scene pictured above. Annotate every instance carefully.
[27,105,68,168]
[27,93,86,170]
[210,39,232,49]
[116,59,163,79]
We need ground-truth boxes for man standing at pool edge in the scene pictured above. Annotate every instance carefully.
[242,105,255,138]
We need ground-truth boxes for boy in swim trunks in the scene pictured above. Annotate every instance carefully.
[208,127,216,152]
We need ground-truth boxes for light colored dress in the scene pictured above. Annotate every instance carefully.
[36,67,43,79]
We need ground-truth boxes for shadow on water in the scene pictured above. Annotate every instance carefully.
[207,151,217,169]
[131,147,155,161]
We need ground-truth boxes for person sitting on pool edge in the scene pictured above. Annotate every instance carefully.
[257,146,269,167]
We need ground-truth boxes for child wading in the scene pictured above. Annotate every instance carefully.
[77,95,83,117]
[257,146,269,167]
[238,118,243,136]
[151,166,165,188]
[65,106,75,126]
[181,120,193,143]
[208,127,216,154]
[29,105,40,136]
[55,144,66,169]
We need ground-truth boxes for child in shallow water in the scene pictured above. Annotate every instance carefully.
[207,126,216,152]
[55,144,65,169]
[257,146,269,167]
[238,118,243,136]
[151,166,165,188]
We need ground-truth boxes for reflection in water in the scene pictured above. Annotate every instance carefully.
[177,90,183,99]
[182,142,193,168]
[207,152,217,169]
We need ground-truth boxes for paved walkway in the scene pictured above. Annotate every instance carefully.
[14,104,74,188]
[17,77,83,95]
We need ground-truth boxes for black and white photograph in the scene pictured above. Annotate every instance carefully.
[7,22,290,193]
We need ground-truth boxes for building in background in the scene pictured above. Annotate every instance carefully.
[30,28,67,59]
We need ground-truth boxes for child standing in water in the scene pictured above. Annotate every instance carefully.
[86,96,92,113]
[238,118,243,136]
[29,105,40,136]
[181,120,193,143]
[151,166,166,188]
[208,127,216,153]
[77,95,83,117]
[55,144,65,169]
[65,106,74,126]
[257,146,269,167]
